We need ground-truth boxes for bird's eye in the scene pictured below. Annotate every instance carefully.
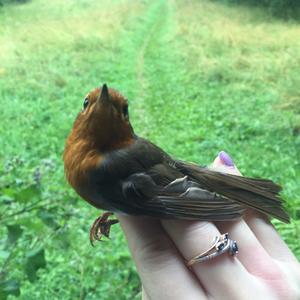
[122,104,129,118]
[83,98,89,110]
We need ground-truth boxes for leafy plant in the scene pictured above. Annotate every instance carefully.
[212,0,300,18]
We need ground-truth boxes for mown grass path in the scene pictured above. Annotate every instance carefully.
[0,0,299,298]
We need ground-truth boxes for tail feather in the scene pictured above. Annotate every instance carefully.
[176,161,290,223]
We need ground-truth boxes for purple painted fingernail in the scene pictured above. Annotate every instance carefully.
[219,151,234,167]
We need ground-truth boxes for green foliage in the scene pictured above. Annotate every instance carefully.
[0,280,20,300]
[24,248,46,282]
[0,0,29,7]
[213,0,300,18]
[5,225,23,247]
[0,0,299,299]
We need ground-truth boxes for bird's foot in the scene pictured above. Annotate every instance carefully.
[89,212,119,246]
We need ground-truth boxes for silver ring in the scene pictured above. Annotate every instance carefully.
[187,233,238,267]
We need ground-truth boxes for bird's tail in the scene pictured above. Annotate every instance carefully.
[175,160,290,223]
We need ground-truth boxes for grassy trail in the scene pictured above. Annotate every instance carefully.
[0,0,299,298]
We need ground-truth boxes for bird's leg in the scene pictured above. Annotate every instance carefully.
[89,212,119,246]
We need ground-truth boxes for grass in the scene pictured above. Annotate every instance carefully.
[0,0,299,298]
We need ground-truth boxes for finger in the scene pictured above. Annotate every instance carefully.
[142,287,150,300]
[212,153,297,262]
[217,219,299,300]
[209,153,241,176]
[211,154,284,274]
[216,218,285,278]
[161,219,263,300]
[244,211,298,262]
[118,215,207,300]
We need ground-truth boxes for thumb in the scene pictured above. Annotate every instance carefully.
[209,151,241,176]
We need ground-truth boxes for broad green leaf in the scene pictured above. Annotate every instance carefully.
[37,209,59,229]
[0,279,20,299]
[56,231,71,249]
[1,188,16,197]
[0,250,10,260]
[25,248,46,282]
[16,216,46,234]
[14,185,41,203]
[0,188,16,203]
[5,224,23,247]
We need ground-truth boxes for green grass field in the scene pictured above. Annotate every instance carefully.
[0,0,299,298]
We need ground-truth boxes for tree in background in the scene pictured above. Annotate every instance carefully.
[214,0,300,19]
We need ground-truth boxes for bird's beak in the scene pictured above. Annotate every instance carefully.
[98,83,110,104]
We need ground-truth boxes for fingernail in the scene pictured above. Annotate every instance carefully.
[218,151,234,167]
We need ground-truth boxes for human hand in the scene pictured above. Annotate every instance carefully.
[118,152,300,300]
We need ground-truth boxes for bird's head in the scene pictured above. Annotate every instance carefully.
[70,84,134,151]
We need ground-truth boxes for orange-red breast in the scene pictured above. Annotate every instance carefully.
[63,84,289,243]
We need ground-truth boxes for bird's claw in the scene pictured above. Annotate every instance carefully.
[89,212,119,246]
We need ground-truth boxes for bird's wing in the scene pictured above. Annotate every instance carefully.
[119,159,289,223]
[104,138,243,220]
[121,168,245,221]
[96,137,289,222]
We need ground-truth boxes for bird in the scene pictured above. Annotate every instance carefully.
[63,84,289,245]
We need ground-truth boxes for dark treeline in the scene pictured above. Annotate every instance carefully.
[213,0,300,19]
